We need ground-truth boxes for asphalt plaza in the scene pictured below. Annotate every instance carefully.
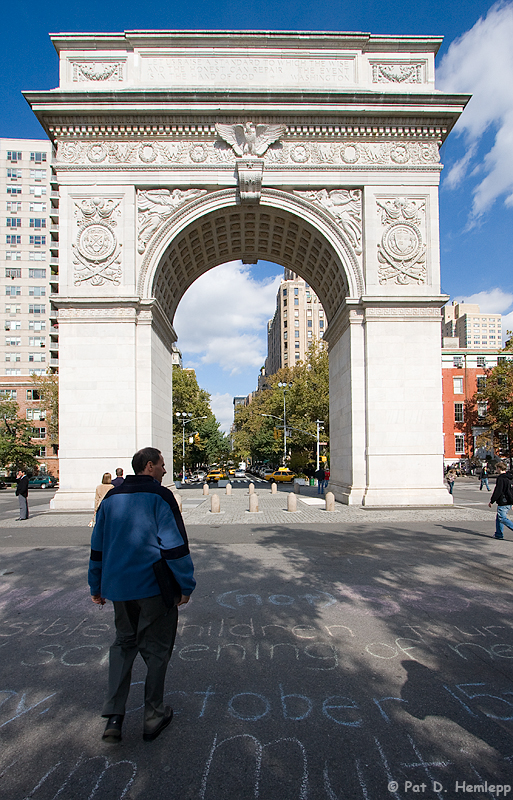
[0,478,512,799]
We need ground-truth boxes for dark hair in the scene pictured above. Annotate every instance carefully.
[132,447,162,475]
[115,468,123,476]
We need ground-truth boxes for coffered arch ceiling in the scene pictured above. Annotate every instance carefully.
[150,200,358,326]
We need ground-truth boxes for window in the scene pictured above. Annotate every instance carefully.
[307,310,312,317]
[6,218,21,228]
[29,369,46,377]
[36,446,46,457]
[30,169,47,181]
[283,320,287,328]
[5,286,21,296]
[477,357,486,367]
[453,377,463,394]
[6,201,21,212]
[0,389,17,399]
[5,305,21,314]
[295,331,300,338]
[5,369,21,376]
[7,169,22,180]
[26,408,46,421]
[29,352,46,363]
[5,337,21,346]
[5,321,21,331]
[5,353,20,362]
[294,320,299,327]
[30,186,46,197]
[283,299,287,307]
[294,288,299,295]
[26,389,40,401]
[283,332,287,340]
[30,152,47,163]
[307,331,312,338]
[454,403,464,423]
[7,187,21,195]
[29,305,45,315]
[5,267,21,278]
[5,252,21,261]
[308,320,312,328]
[319,320,324,329]
[29,218,46,229]
[29,235,46,246]
[6,235,21,246]
[453,356,464,368]
[29,252,46,262]
[455,434,465,454]
[29,337,46,347]
[32,428,46,439]
[295,353,300,360]
[29,320,46,331]
[477,402,487,419]
[29,268,46,278]
[29,202,46,212]
[29,286,45,297]
[477,376,486,391]
[7,151,22,162]
[294,298,299,306]
[282,289,287,297]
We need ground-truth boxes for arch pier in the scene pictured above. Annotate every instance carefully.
[24,30,468,508]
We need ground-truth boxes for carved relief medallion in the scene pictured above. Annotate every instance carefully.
[72,197,122,286]
[377,197,426,285]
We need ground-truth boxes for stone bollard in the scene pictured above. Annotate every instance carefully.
[294,481,300,494]
[248,482,255,495]
[325,491,335,512]
[173,493,182,513]
[211,494,220,513]
[271,481,277,494]
[249,493,259,513]
[287,493,297,512]
[203,483,209,496]
[226,483,232,495]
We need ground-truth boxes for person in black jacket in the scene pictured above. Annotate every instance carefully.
[15,470,29,520]
[488,463,513,539]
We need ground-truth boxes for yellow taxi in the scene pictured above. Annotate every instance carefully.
[206,468,227,482]
[266,468,296,483]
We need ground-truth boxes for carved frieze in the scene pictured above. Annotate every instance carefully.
[294,189,362,254]
[72,62,124,82]
[371,63,424,84]
[376,198,427,285]
[56,138,440,168]
[72,197,122,286]
[137,189,207,253]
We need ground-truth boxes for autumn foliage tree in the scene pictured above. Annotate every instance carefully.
[476,355,513,467]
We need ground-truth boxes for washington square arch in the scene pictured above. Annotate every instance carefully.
[24,30,468,509]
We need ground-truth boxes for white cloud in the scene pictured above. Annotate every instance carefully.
[436,1,513,217]
[210,392,236,434]
[174,261,281,374]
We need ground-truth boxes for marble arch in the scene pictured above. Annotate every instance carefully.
[25,29,469,508]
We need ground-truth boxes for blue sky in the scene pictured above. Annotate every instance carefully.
[1,0,513,430]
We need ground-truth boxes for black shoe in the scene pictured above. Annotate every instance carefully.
[102,714,123,743]
[494,535,504,540]
[143,707,173,741]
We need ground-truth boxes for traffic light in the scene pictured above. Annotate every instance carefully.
[273,428,278,439]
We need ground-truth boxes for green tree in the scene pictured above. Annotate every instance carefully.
[31,371,58,446]
[476,357,513,467]
[172,366,230,475]
[0,399,40,474]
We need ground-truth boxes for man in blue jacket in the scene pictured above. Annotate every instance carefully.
[88,446,195,743]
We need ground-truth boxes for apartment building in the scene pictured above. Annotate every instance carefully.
[0,138,58,475]
[441,342,512,466]
[442,301,502,349]
[265,269,325,375]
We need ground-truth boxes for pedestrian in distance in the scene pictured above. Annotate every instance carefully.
[488,462,513,540]
[314,466,326,494]
[15,469,29,520]
[479,463,490,491]
[111,468,124,487]
[446,468,456,495]
[89,473,115,529]
[88,447,195,744]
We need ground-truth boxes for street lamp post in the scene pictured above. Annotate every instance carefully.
[277,382,292,464]
[175,413,207,481]
[316,419,324,471]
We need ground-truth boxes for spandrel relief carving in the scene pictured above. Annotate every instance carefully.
[294,189,362,254]
[377,197,427,285]
[137,189,207,254]
[72,197,122,286]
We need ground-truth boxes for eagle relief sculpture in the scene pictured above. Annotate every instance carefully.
[215,122,287,157]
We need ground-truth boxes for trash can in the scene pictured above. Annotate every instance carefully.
[309,478,315,486]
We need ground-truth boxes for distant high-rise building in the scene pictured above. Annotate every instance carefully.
[442,301,502,349]
[0,138,58,475]
[265,270,325,375]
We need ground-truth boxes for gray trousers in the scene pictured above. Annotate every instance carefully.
[18,495,28,519]
[102,595,178,733]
